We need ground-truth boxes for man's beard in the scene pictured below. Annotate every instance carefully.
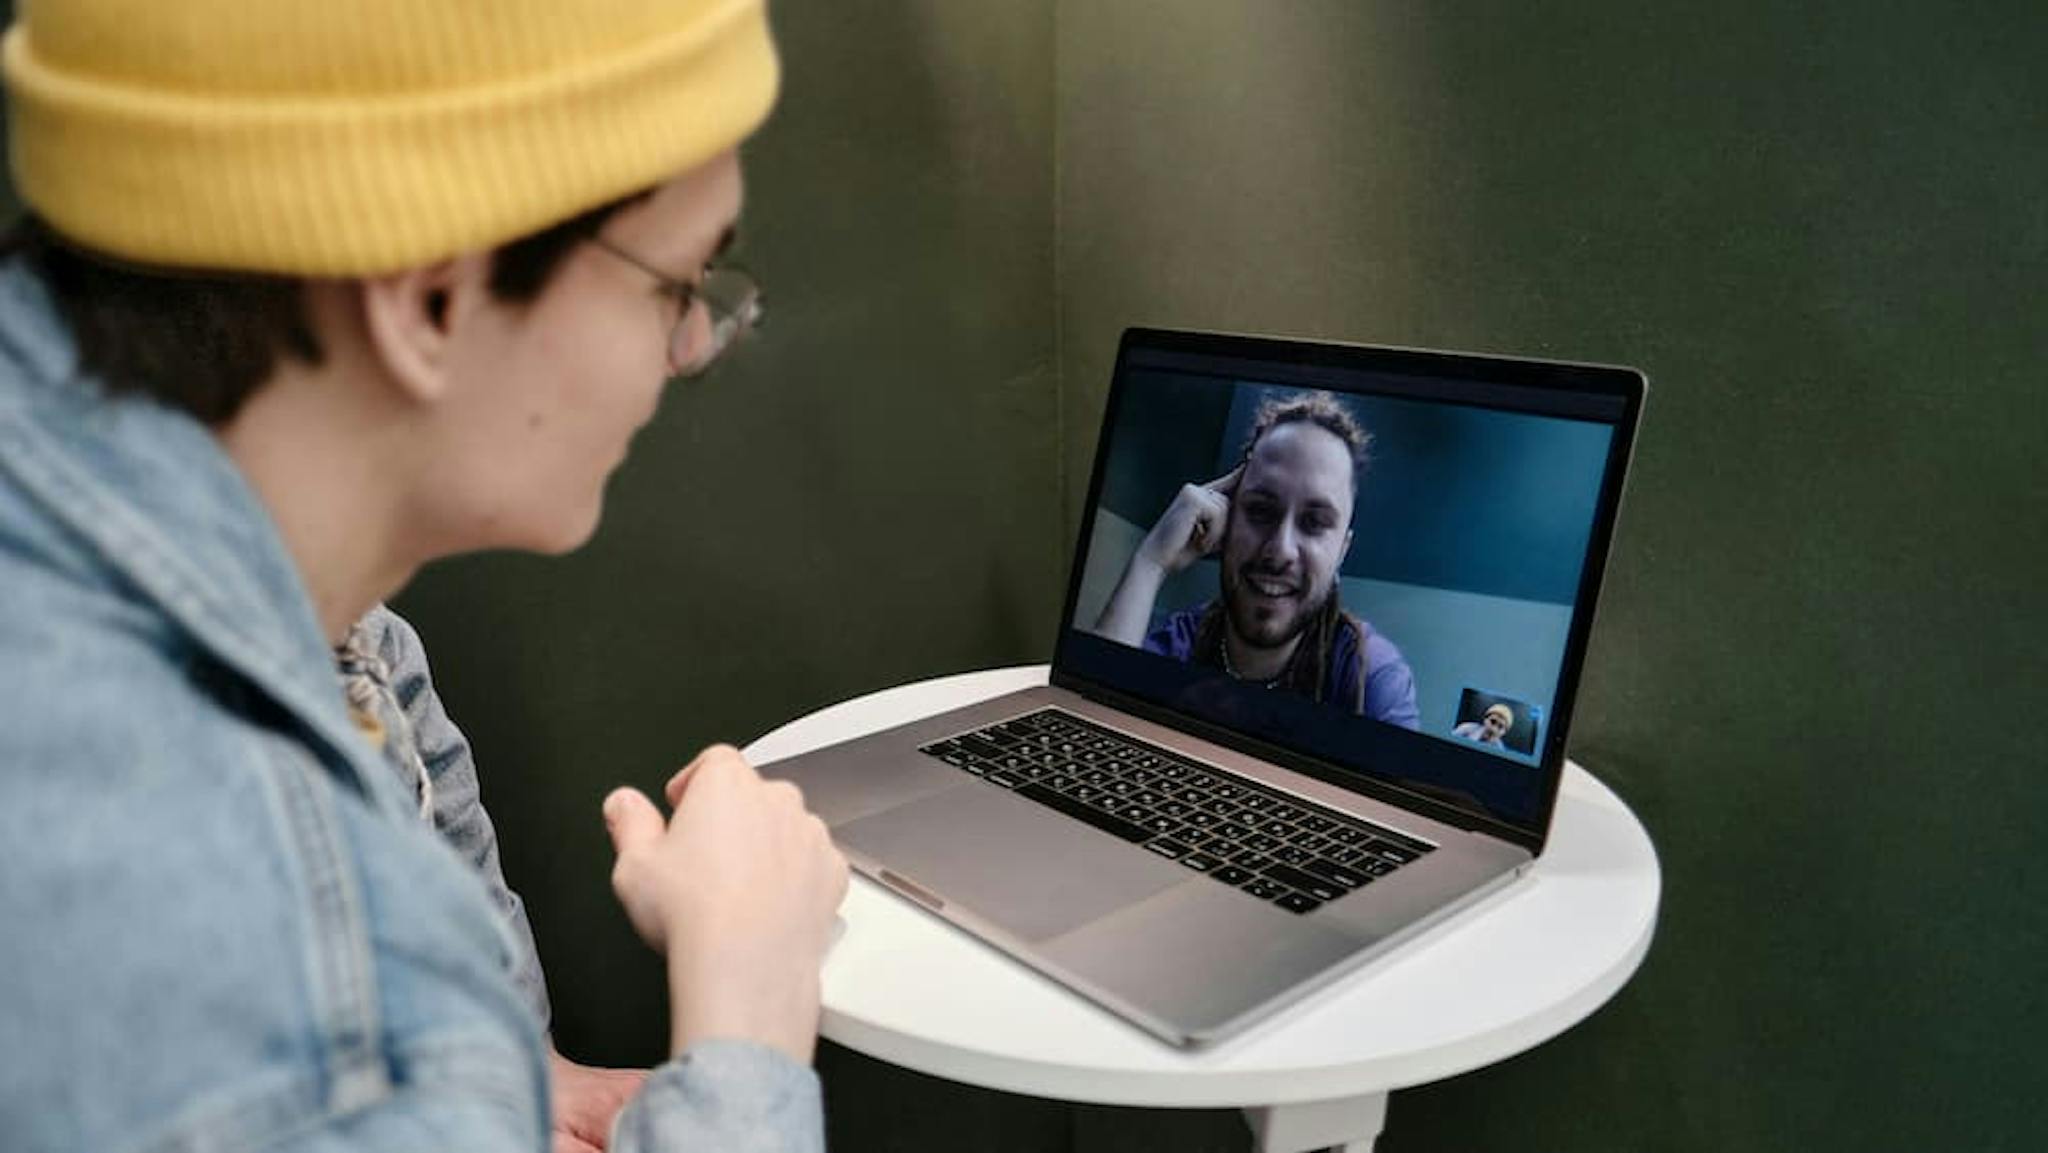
[1221,563,1333,652]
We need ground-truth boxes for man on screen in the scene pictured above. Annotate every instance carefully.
[1093,391,1421,727]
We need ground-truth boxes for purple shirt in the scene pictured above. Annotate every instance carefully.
[1145,603,1422,729]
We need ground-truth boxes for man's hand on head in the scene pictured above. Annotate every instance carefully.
[1138,466,1241,576]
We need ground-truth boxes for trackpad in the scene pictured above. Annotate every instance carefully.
[836,784,1190,943]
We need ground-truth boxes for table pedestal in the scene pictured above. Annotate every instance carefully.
[1246,1092,1388,1152]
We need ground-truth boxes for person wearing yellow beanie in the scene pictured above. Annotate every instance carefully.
[0,3,849,1151]
[1454,702,1519,749]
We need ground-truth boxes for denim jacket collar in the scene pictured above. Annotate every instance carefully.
[0,260,414,821]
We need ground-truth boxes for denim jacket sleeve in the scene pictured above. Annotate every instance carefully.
[614,1041,826,1153]
[238,1041,824,1153]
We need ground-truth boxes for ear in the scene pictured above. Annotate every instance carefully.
[358,253,493,405]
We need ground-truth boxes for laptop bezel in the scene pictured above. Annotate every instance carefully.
[1049,327,1645,853]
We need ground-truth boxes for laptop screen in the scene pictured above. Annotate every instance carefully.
[1053,330,1642,844]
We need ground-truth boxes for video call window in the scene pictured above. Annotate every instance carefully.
[1074,374,1612,770]
[1451,688,1541,755]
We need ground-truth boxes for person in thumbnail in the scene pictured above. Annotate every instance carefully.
[1092,391,1420,727]
[1454,702,1516,748]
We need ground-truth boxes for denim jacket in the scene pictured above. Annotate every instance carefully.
[0,261,823,1152]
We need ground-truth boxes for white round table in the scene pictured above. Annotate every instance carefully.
[746,667,1660,1153]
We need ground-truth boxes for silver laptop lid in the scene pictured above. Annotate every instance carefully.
[1053,329,1645,852]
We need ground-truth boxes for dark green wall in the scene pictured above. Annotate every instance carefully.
[1058,3,2046,1151]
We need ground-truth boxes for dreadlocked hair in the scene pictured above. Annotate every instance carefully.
[1236,389,1373,486]
[1192,594,1369,709]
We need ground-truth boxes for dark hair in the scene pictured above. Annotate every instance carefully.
[1237,390,1374,488]
[2,190,646,426]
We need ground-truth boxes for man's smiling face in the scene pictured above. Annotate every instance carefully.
[1218,420,1356,652]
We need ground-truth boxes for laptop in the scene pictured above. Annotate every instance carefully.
[762,328,1645,1047]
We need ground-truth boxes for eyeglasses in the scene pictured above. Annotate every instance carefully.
[585,234,763,378]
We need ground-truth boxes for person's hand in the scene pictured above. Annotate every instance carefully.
[603,745,848,1065]
[1136,466,1241,576]
[547,1048,647,1153]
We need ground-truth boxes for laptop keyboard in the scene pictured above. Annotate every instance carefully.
[918,708,1433,915]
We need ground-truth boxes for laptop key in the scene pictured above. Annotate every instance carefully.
[1301,857,1370,889]
[1275,892,1323,915]
[1014,783,1152,844]
[1144,838,1193,861]
[1261,863,1345,903]
[1371,841,1424,864]
[1180,852,1224,873]
[958,735,1009,760]
[1211,865,1254,886]
[983,770,1024,788]
[1242,877,1288,900]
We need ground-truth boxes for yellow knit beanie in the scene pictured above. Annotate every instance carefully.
[3,0,778,276]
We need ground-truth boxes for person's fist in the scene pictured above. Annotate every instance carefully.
[602,745,849,1063]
